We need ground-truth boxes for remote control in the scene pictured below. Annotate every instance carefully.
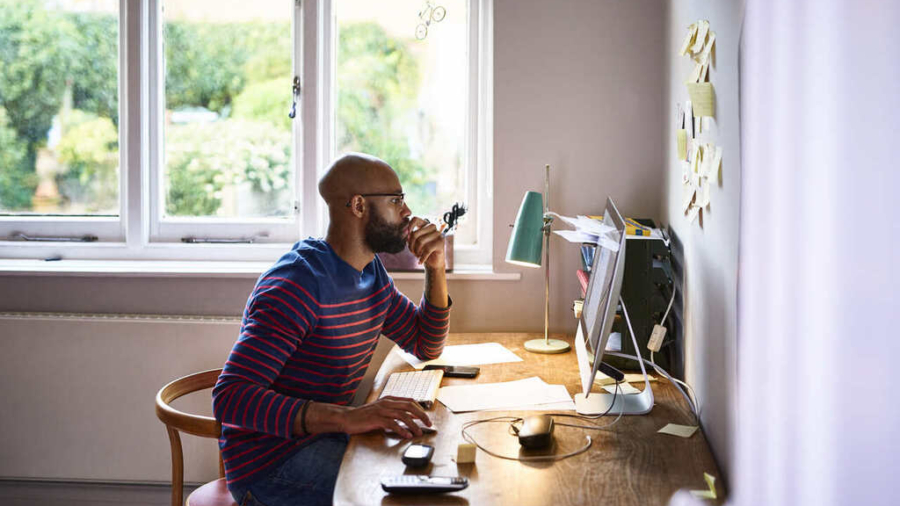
[381,475,469,494]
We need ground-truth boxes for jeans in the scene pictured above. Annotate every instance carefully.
[229,433,350,506]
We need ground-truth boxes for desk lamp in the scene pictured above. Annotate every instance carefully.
[505,164,571,354]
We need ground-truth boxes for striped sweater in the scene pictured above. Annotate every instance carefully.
[212,239,450,488]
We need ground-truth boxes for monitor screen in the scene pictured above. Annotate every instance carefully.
[575,197,627,397]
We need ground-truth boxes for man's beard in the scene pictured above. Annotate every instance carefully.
[364,208,408,254]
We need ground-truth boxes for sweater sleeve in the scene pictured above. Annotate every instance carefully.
[212,272,319,439]
[380,281,450,360]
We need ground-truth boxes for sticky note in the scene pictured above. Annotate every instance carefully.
[699,31,716,64]
[624,373,656,383]
[682,185,695,212]
[687,204,701,223]
[690,472,717,500]
[697,180,711,207]
[687,82,715,117]
[592,372,617,386]
[677,129,687,160]
[456,443,476,464]
[659,423,698,438]
[706,145,723,178]
[681,161,691,185]
[686,62,703,84]
[603,382,641,395]
[691,20,709,54]
[679,23,697,55]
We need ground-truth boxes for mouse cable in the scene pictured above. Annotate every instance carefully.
[460,416,592,462]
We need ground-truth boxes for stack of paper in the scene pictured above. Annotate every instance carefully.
[437,376,576,413]
[550,213,620,252]
[398,342,522,370]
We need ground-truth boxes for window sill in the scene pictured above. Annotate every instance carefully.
[0,259,522,281]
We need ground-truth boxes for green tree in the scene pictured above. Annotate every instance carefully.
[0,108,34,210]
[336,23,434,205]
[56,110,119,212]
[68,12,119,124]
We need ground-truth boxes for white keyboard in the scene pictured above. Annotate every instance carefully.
[379,369,444,408]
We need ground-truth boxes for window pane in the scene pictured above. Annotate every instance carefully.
[162,0,294,219]
[334,0,472,243]
[0,0,119,216]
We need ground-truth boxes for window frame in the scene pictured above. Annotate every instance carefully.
[0,0,493,267]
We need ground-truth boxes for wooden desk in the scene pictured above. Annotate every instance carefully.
[334,333,723,506]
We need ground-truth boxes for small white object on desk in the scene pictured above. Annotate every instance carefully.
[456,443,476,464]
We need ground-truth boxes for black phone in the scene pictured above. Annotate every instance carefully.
[402,443,434,467]
[423,365,479,378]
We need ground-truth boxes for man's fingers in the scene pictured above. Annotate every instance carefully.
[384,418,412,438]
[377,397,430,424]
[409,228,442,259]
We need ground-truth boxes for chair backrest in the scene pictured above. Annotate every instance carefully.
[155,369,224,506]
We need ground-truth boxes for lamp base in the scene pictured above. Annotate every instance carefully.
[524,338,571,354]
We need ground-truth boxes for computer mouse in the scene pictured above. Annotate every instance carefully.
[517,415,554,449]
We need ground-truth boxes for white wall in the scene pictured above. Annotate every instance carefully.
[662,0,743,488]
[0,0,666,483]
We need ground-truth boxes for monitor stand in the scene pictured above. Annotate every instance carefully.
[573,297,654,415]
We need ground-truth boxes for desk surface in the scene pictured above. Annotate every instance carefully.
[334,333,723,506]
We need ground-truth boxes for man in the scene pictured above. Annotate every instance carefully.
[212,153,450,506]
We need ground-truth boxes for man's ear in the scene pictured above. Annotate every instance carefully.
[348,196,366,217]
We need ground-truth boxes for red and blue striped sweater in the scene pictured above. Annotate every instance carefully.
[212,239,450,487]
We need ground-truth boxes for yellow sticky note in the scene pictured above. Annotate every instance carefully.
[691,20,709,54]
[697,179,711,208]
[658,423,698,438]
[687,204,701,223]
[687,82,715,117]
[603,382,642,395]
[592,372,617,386]
[686,62,703,84]
[677,129,687,160]
[690,472,718,500]
[679,23,697,55]
[624,373,656,383]
[682,185,695,212]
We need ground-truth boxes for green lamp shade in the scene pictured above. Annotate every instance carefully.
[505,191,544,267]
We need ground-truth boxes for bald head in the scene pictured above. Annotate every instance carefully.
[318,153,399,208]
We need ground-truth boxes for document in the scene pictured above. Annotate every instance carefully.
[687,83,715,117]
[399,342,522,370]
[658,423,699,438]
[437,376,575,413]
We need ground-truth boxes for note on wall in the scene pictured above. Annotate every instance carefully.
[677,129,687,160]
[687,82,715,117]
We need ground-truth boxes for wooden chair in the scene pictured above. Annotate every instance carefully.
[155,368,238,506]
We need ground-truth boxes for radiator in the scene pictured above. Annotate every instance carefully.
[0,312,241,484]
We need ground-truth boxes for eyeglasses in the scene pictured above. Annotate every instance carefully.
[345,193,406,207]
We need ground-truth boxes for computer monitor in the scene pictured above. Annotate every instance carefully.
[573,197,654,415]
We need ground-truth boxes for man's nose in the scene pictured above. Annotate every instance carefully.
[401,202,412,218]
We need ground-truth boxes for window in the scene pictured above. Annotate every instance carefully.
[0,0,492,265]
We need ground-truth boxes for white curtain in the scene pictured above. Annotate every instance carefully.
[736,1,899,505]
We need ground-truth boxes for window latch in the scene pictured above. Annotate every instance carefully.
[9,232,98,242]
[288,76,301,119]
[181,233,269,244]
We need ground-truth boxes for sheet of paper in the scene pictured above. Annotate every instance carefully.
[677,129,687,160]
[679,23,697,55]
[687,82,715,117]
[691,20,709,54]
[684,101,694,137]
[699,61,709,82]
[681,161,690,185]
[658,423,699,438]
[623,373,656,383]
[690,472,717,499]
[437,376,574,413]
[501,401,577,411]
[399,342,522,370]
[603,382,642,395]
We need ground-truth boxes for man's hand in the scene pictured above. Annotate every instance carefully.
[342,397,431,438]
[407,216,445,270]
[299,397,431,439]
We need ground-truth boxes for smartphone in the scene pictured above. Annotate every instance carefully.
[402,443,434,467]
[423,365,479,378]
